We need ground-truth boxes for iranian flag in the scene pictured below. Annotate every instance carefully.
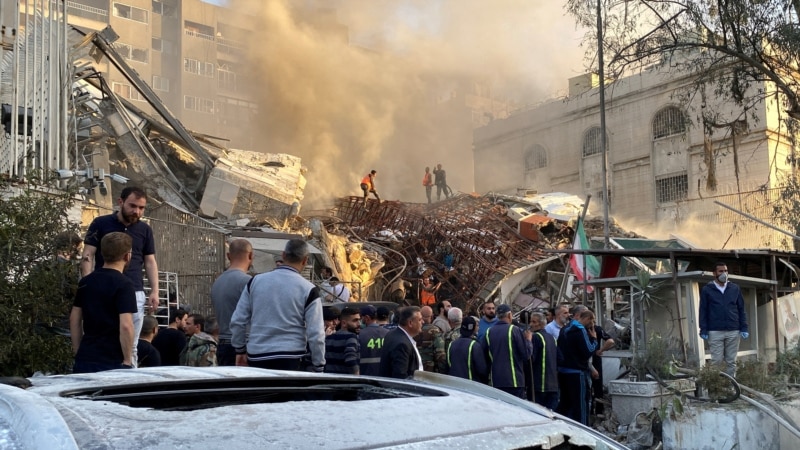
[569,217,600,289]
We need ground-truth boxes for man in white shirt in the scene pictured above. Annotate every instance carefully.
[324,277,351,303]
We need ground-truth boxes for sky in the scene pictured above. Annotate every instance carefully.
[236,0,588,208]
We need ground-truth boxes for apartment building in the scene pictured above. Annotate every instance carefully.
[66,0,257,150]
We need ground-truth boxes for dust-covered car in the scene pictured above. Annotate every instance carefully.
[0,367,627,449]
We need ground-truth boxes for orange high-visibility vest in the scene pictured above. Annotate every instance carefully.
[361,174,373,189]
[422,172,432,186]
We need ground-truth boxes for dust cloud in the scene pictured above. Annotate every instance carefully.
[237,0,585,208]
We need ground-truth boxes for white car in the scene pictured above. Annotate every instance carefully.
[0,367,627,449]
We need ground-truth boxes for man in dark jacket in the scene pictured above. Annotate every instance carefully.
[699,262,748,376]
[379,306,423,379]
[529,312,558,410]
[485,304,532,398]
[447,316,489,383]
[556,309,598,425]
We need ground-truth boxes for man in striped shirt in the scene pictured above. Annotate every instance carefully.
[324,307,361,375]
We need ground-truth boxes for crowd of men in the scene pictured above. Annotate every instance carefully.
[67,189,614,427]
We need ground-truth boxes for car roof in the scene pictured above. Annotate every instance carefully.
[1,367,627,449]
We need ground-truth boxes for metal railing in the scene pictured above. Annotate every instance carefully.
[66,1,108,21]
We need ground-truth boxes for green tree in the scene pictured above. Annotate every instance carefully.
[0,175,80,376]
[567,1,800,120]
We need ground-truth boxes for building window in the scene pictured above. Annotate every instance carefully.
[655,173,688,204]
[152,37,173,54]
[112,82,145,102]
[116,42,148,63]
[582,126,605,157]
[184,95,215,114]
[113,3,148,24]
[152,0,176,17]
[525,145,547,170]
[184,58,215,78]
[152,75,170,92]
[217,66,237,92]
[652,106,686,139]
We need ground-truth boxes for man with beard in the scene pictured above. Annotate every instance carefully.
[81,187,159,367]
[324,307,361,375]
[477,300,498,344]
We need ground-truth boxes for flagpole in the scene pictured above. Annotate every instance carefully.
[558,195,592,302]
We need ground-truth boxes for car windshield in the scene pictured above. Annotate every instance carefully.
[60,377,447,411]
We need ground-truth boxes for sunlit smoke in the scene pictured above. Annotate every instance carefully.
[236,0,585,208]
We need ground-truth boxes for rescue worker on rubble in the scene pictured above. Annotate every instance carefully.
[361,170,380,208]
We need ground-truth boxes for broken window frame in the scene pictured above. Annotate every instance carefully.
[115,42,148,64]
[112,82,146,102]
[113,2,149,24]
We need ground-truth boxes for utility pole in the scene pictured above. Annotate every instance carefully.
[597,0,611,249]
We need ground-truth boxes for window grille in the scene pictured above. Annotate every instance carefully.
[582,126,605,157]
[525,145,547,170]
[655,173,688,203]
[217,68,237,92]
[652,106,686,139]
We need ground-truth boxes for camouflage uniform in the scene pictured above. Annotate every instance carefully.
[415,323,447,373]
[444,325,461,354]
[180,332,218,367]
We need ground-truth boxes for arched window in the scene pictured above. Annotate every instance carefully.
[582,126,605,157]
[652,106,686,139]
[525,145,547,170]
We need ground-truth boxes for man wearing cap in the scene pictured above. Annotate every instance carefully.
[359,305,390,376]
[485,304,533,398]
[324,307,361,375]
[446,316,489,383]
[379,306,424,379]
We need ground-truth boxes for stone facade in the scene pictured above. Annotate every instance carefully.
[473,62,797,246]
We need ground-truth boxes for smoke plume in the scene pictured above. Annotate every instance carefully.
[237,0,585,207]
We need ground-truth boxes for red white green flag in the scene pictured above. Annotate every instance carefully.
[570,217,600,288]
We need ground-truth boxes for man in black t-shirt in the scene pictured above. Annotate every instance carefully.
[70,232,137,373]
[152,307,188,365]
